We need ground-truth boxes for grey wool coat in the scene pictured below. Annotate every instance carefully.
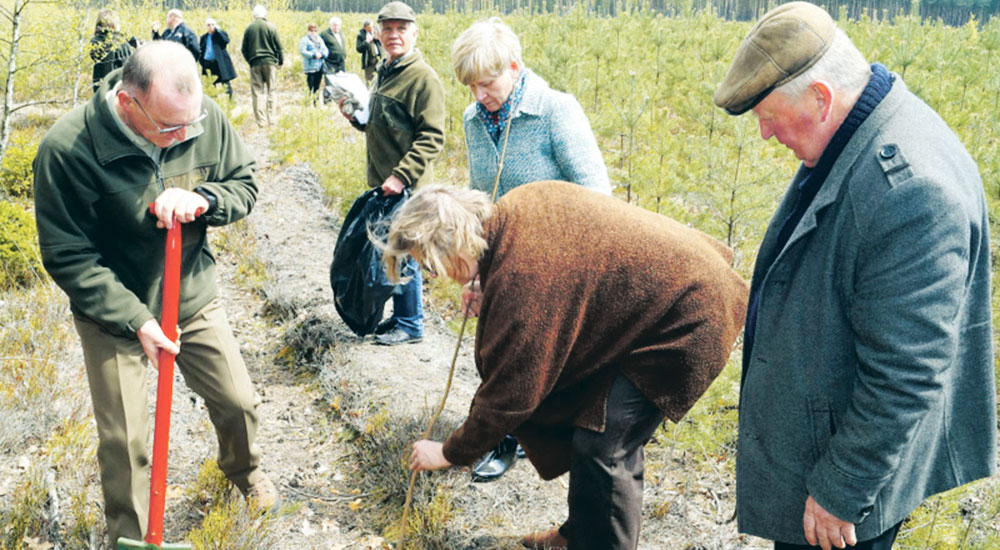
[738,76,997,544]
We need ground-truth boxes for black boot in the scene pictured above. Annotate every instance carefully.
[472,435,519,482]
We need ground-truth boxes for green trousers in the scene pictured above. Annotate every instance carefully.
[74,298,263,544]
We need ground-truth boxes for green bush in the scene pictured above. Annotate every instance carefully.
[0,200,43,290]
[0,130,39,198]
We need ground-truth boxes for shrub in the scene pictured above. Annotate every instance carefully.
[0,130,39,198]
[186,500,282,550]
[0,200,44,290]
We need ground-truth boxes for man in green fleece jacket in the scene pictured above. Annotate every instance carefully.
[32,41,276,546]
[341,1,445,345]
[240,4,283,127]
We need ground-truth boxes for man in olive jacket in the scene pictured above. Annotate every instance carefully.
[341,1,445,346]
[241,4,283,127]
[714,4,996,550]
[33,41,276,545]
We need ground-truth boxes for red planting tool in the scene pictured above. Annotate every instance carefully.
[117,206,194,550]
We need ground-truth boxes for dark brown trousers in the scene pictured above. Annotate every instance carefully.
[563,374,663,550]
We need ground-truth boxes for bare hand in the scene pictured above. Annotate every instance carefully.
[151,21,160,33]
[136,319,180,369]
[461,275,482,317]
[151,188,208,229]
[410,440,451,471]
[337,97,355,121]
[803,496,857,550]
[381,175,405,195]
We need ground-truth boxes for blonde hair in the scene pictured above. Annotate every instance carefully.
[377,185,494,284]
[307,22,318,32]
[451,17,523,86]
[95,9,120,34]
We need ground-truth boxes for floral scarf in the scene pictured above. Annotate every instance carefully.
[476,72,527,145]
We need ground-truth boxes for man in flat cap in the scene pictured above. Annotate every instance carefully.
[340,0,444,345]
[715,3,996,550]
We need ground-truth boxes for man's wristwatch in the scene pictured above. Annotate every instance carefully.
[193,187,218,215]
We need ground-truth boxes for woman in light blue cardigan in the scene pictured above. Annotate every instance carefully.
[452,18,611,199]
[299,23,328,104]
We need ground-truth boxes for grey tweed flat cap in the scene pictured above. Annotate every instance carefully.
[377,1,416,22]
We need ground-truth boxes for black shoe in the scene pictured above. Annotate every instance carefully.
[375,327,422,346]
[472,435,519,482]
[374,318,398,335]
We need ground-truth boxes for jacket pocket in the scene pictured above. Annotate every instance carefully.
[371,95,413,133]
[807,396,837,463]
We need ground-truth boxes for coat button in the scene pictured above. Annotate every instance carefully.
[879,144,897,159]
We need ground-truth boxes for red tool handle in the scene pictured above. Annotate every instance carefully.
[146,211,181,547]
[142,201,203,547]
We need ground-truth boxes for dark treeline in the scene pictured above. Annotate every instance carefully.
[161,0,997,26]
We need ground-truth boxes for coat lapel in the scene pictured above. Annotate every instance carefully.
[762,79,908,274]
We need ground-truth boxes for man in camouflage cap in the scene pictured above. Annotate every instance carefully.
[340,0,444,345]
[715,3,996,550]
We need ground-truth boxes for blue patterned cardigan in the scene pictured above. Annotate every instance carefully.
[463,70,611,198]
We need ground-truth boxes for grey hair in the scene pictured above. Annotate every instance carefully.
[205,17,217,26]
[379,19,416,31]
[329,16,342,26]
[167,8,182,20]
[122,41,200,96]
[363,19,372,27]
[252,4,267,19]
[776,28,871,100]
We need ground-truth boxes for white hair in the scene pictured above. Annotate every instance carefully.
[776,28,871,100]
[329,16,342,26]
[378,20,416,34]
[252,5,267,19]
[167,9,182,20]
[205,17,217,26]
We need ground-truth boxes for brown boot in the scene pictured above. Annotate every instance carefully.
[243,475,281,512]
[520,527,568,549]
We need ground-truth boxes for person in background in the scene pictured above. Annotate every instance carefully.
[320,16,347,74]
[300,23,329,105]
[398,183,747,550]
[90,8,138,92]
[449,17,612,482]
[713,3,996,549]
[341,1,444,346]
[241,4,284,128]
[199,18,236,99]
[355,19,382,84]
[33,40,278,547]
[151,8,199,61]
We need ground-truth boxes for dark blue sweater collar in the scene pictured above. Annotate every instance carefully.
[801,63,894,187]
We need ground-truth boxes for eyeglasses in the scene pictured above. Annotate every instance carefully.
[129,93,207,134]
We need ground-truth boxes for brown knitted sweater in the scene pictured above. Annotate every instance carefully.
[441,181,748,479]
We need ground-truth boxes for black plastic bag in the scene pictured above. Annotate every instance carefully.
[330,188,408,335]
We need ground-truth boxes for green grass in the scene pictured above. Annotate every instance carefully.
[211,220,269,296]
